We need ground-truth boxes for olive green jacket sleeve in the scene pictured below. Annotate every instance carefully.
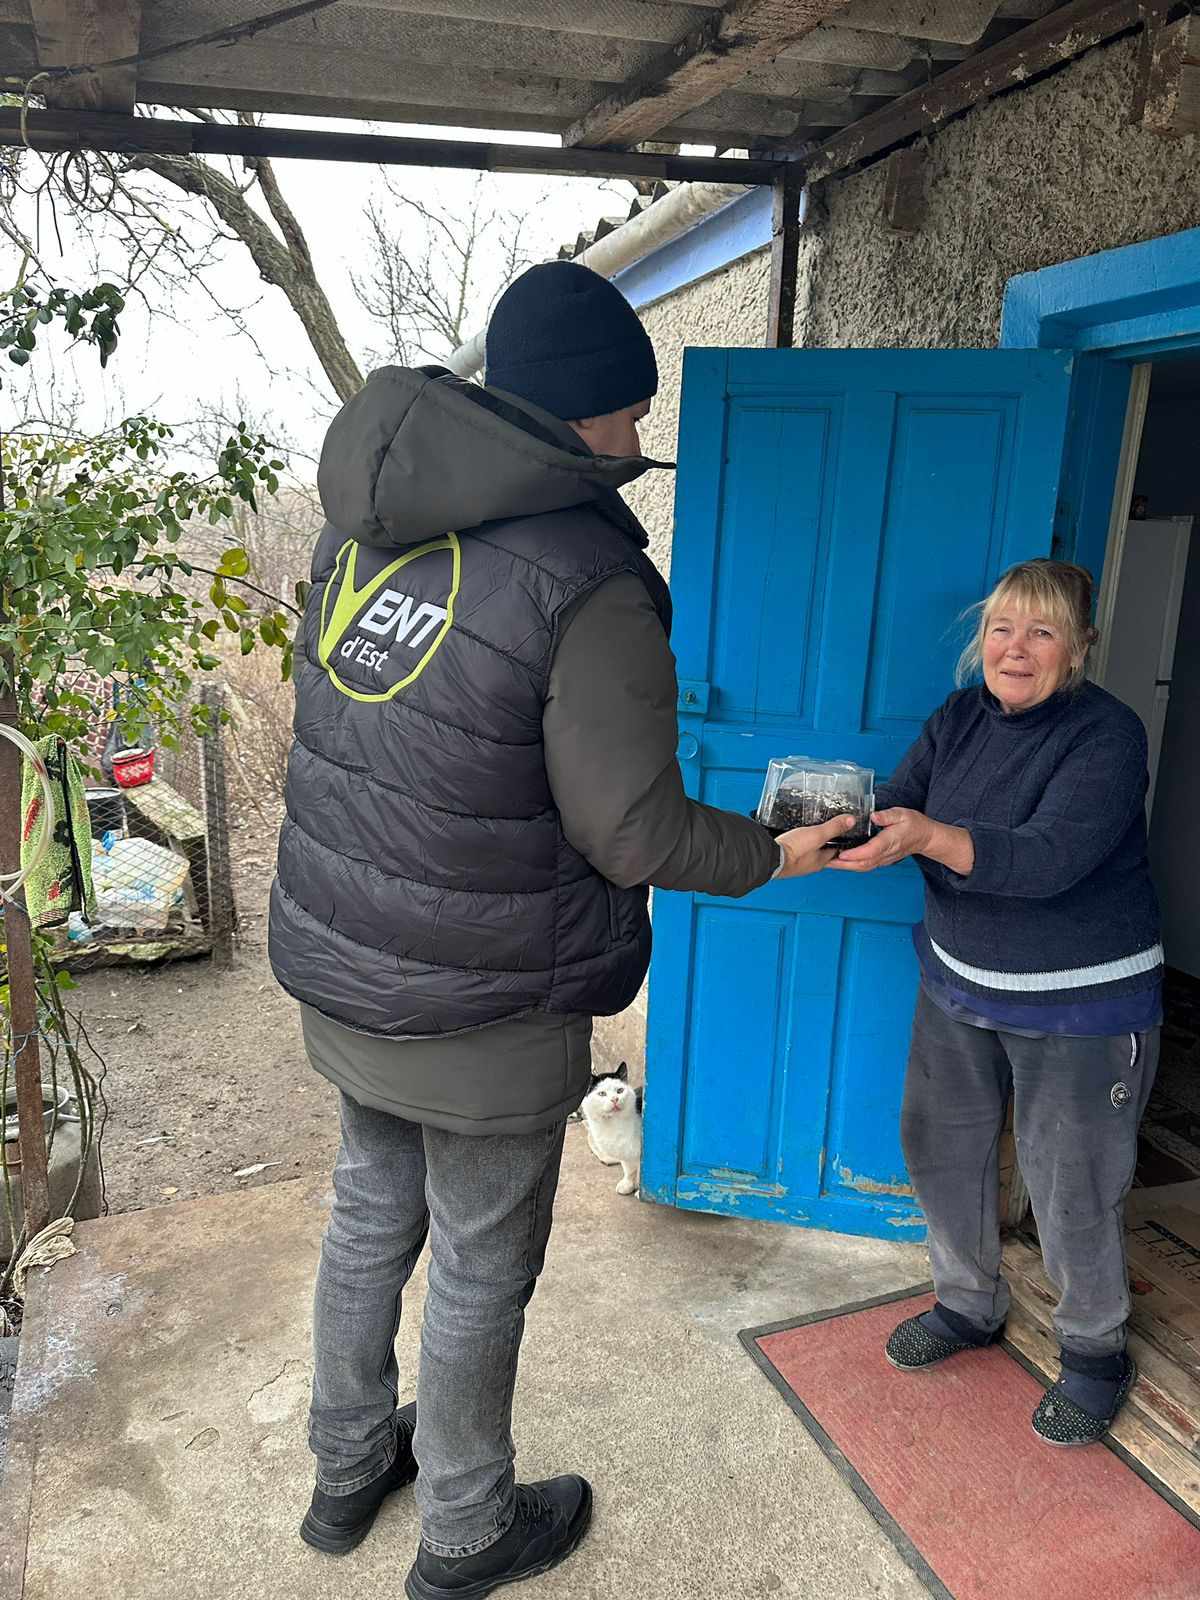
[543,572,778,897]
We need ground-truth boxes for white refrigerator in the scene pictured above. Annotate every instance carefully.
[1101,515,1194,814]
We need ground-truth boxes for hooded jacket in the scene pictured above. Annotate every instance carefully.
[270,368,779,1129]
[269,367,680,1039]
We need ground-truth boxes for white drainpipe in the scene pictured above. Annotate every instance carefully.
[446,180,752,380]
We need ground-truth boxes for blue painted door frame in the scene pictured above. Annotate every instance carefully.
[642,347,1075,1240]
[1001,226,1200,577]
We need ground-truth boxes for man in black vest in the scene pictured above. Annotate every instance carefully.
[271,262,850,1598]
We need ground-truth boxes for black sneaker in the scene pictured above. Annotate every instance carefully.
[885,1312,1003,1372]
[405,1475,593,1600]
[1033,1357,1138,1447]
[300,1401,418,1555]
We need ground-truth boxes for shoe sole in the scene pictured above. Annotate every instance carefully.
[1033,1359,1138,1449]
[299,1463,419,1556]
[884,1323,1007,1375]
[403,1483,594,1600]
[300,1508,378,1557]
[884,1347,966,1373]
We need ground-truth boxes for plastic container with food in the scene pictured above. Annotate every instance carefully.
[755,757,874,851]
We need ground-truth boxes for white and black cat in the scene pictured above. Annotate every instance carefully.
[580,1062,642,1196]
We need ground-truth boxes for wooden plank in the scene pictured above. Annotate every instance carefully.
[1006,1303,1200,1518]
[1006,1231,1200,1383]
[55,927,212,974]
[881,146,927,234]
[1135,9,1200,135]
[1004,1237,1200,1458]
[803,0,1142,183]
[119,777,205,844]
[30,0,142,114]
[766,165,804,348]
[0,107,781,185]
[564,0,853,150]
[200,685,235,970]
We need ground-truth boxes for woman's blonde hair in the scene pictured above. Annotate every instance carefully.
[957,559,1099,691]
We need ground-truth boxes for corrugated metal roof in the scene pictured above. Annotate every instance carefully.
[2,0,1078,151]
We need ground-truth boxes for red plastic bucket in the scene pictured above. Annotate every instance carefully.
[111,748,156,788]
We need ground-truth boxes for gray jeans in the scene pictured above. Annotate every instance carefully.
[902,988,1159,1356]
[309,1091,566,1556]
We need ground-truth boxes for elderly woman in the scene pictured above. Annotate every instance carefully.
[833,559,1161,1446]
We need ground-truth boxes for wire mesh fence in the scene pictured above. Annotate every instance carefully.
[32,676,238,971]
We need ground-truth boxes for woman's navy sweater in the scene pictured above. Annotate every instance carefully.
[879,682,1163,1036]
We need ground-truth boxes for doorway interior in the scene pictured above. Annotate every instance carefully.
[1097,351,1200,1187]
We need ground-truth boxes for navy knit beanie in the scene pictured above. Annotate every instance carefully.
[485,261,658,422]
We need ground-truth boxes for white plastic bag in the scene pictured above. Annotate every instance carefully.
[92,836,190,933]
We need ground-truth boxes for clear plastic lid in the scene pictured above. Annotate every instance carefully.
[756,757,875,847]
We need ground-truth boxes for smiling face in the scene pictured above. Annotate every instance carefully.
[982,607,1077,713]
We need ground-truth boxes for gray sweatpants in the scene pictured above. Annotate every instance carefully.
[901,988,1160,1356]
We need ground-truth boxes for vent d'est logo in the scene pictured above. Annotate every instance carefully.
[318,533,461,703]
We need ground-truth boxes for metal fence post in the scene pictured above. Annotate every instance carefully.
[200,683,236,970]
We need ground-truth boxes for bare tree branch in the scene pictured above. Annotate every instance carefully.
[351,175,536,368]
[121,147,363,402]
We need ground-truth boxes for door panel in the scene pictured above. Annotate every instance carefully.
[712,402,836,725]
[680,905,792,1181]
[643,348,1075,1238]
[864,398,1016,729]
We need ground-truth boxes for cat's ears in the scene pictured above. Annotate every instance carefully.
[590,1061,630,1083]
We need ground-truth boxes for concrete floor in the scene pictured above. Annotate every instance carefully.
[0,1127,932,1600]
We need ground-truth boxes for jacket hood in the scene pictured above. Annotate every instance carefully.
[317,365,672,550]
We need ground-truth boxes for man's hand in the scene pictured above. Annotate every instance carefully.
[774,814,857,878]
[830,808,974,876]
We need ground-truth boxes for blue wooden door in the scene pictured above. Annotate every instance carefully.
[642,348,1074,1239]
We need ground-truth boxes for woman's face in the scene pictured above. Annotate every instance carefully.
[982,606,1076,713]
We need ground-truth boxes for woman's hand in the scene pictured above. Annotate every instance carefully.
[775,814,857,878]
[830,808,935,873]
[830,809,975,877]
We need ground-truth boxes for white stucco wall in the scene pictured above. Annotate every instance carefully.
[624,249,773,569]
[800,38,1200,351]
[597,31,1200,1077]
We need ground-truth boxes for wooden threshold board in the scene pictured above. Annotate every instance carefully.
[1003,1237,1200,1517]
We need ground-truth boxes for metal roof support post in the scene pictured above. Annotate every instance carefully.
[766,165,805,349]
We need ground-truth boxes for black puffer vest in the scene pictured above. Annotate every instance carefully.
[268,368,672,1038]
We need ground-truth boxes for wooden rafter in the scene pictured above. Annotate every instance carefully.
[1135,6,1200,136]
[30,0,143,114]
[802,0,1144,183]
[563,0,853,150]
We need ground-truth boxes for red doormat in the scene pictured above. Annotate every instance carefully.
[741,1286,1200,1600]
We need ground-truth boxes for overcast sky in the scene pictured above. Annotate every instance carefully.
[4,116,638,475]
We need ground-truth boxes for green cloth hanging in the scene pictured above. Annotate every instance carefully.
[20,735,97,928]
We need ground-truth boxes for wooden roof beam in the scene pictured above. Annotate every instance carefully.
[563,0,854,149]
[801,0,1147,183]
[30,0,143,113]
